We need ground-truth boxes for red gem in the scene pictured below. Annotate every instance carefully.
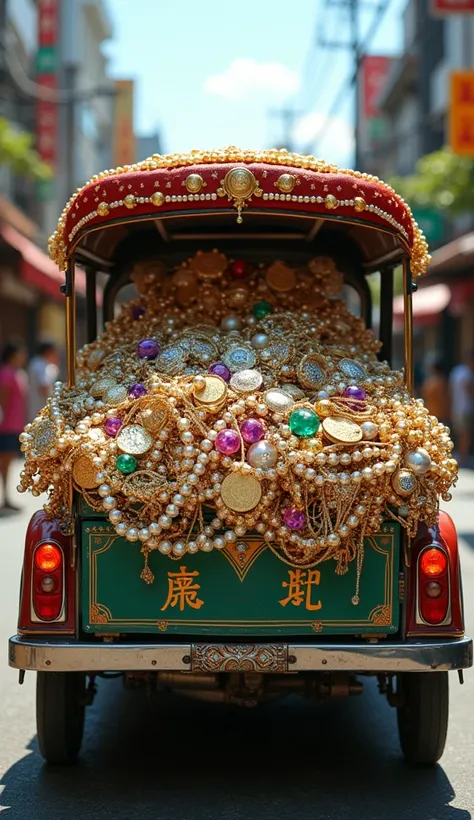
[230,259,247,279]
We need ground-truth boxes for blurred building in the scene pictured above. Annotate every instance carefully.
[360,0,474,373]
[0,0,114,360]
[137,131,163,161]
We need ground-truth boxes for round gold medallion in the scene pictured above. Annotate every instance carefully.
[184,173,205,193]
[275,173,296,193]
[139,400,169,434]
[116,424,153,455]
[189,250,227,281]
[223,168,257,200]
[322,416,363,444]
[192,375,228,405]
[220,472,262,512]
[72,455,100,489]
[265,261,296,292]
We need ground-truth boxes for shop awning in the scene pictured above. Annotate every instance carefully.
[0,223,86,300]
[393,283,451,326]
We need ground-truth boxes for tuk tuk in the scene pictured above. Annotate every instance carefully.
[9,147,472,766]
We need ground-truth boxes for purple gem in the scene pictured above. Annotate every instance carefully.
[208,362,231,382]
[132,306,146,320]
[240,418,265,444]
[215,429,241,456]
[137,338,159,360]
[343,385,366,409]
[128,382,147,399]
[104,417,122,437]
[283,508,306,531]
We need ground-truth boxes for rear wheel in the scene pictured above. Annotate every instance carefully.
[36,672,86,764]
[396,672,449,765]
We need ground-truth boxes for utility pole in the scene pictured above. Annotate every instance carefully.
[268,108,302,152]
[318,0,361,167]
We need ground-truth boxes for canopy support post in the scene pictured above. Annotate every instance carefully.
[65,259,76,388]
[403,257,414,395]
[85,266,97,343]
[379,267,393,366]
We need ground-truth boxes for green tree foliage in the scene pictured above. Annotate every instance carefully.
[389,147,474,214]
[0,117,52,180]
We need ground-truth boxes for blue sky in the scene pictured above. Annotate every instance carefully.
[104,0,407,167]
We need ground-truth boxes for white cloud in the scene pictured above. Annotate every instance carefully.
[292,112,355,166]
[203,58,300,101]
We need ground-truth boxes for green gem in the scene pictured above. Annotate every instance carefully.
[116,454,137,474]
[252,300,274,320]
[289,408,320,437]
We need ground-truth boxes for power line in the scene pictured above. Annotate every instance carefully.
[302,0,392,157]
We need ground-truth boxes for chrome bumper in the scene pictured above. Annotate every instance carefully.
[8,635,473,674]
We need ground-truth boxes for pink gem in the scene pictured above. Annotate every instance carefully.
[240,418,264,444]
[104,417,122,437]
[283,508,306,530]
[215,429,241,455]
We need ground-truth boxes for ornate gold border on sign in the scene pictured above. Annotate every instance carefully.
[86,527,397,632]
[191,643,288,673]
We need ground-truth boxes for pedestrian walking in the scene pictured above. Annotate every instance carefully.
[421,357,449,424]
[449,349,474,467]
[28,340,59,422]
[0,341,27,512]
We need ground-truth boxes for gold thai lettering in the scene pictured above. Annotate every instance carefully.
[161,566,204,612]
[279,569,322,611]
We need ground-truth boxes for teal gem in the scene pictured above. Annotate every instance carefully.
[116,454,137,474]
[252,300,274,320]
[289,408,320,437]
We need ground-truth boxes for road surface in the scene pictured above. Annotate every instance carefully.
[0,463,473,819]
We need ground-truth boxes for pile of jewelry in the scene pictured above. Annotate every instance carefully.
[18,251,457,590]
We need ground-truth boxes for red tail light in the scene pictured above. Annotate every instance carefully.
[33,542,64,621]
[418,546,449,625]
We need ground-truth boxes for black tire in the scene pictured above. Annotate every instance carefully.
[36,671,86,764]
[396,672,449,766]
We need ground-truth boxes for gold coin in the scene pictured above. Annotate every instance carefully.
[116,424,153,455]
[192,374,227,405]
[104,384,128,406]
[322,416,363,444]
[90,377,117,398]
[72,455,100,489]
[140,400,169,433]
[220,473,262,512]
[264,388,295,413]
[265,261,296,292]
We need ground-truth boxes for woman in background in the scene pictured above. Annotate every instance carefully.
[0,341,27,513]
[422,358,449,424]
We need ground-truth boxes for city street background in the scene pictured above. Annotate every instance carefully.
[0,464,473,820]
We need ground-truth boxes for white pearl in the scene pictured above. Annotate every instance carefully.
[126,528,139,542]
[116,522,127,536]
[221,314,242,332]
[247,440,278,469]
[166,504,179,517]
[405,447,431,475]
[159,514,172,528]
[138,528,150,542]
[159,540,171,554]
[250,332,269,349]
[98,483,111,498]
[103,496,116,510]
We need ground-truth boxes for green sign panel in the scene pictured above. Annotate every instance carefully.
[412,208,444,244]
[35,47,58,75]
[36,178,55,202]
[81,520,400,637]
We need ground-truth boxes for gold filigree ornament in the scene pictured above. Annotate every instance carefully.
[217,167,262,223]
[116,425,153,456]
[122,470,167,501]
[139,399,169,434]
[297,354,328,389]
[30,419,58,458]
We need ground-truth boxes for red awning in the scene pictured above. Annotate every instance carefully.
[0,223,86,300]
[393,283,451,327]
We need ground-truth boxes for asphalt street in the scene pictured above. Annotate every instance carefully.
[0,463,473,820]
